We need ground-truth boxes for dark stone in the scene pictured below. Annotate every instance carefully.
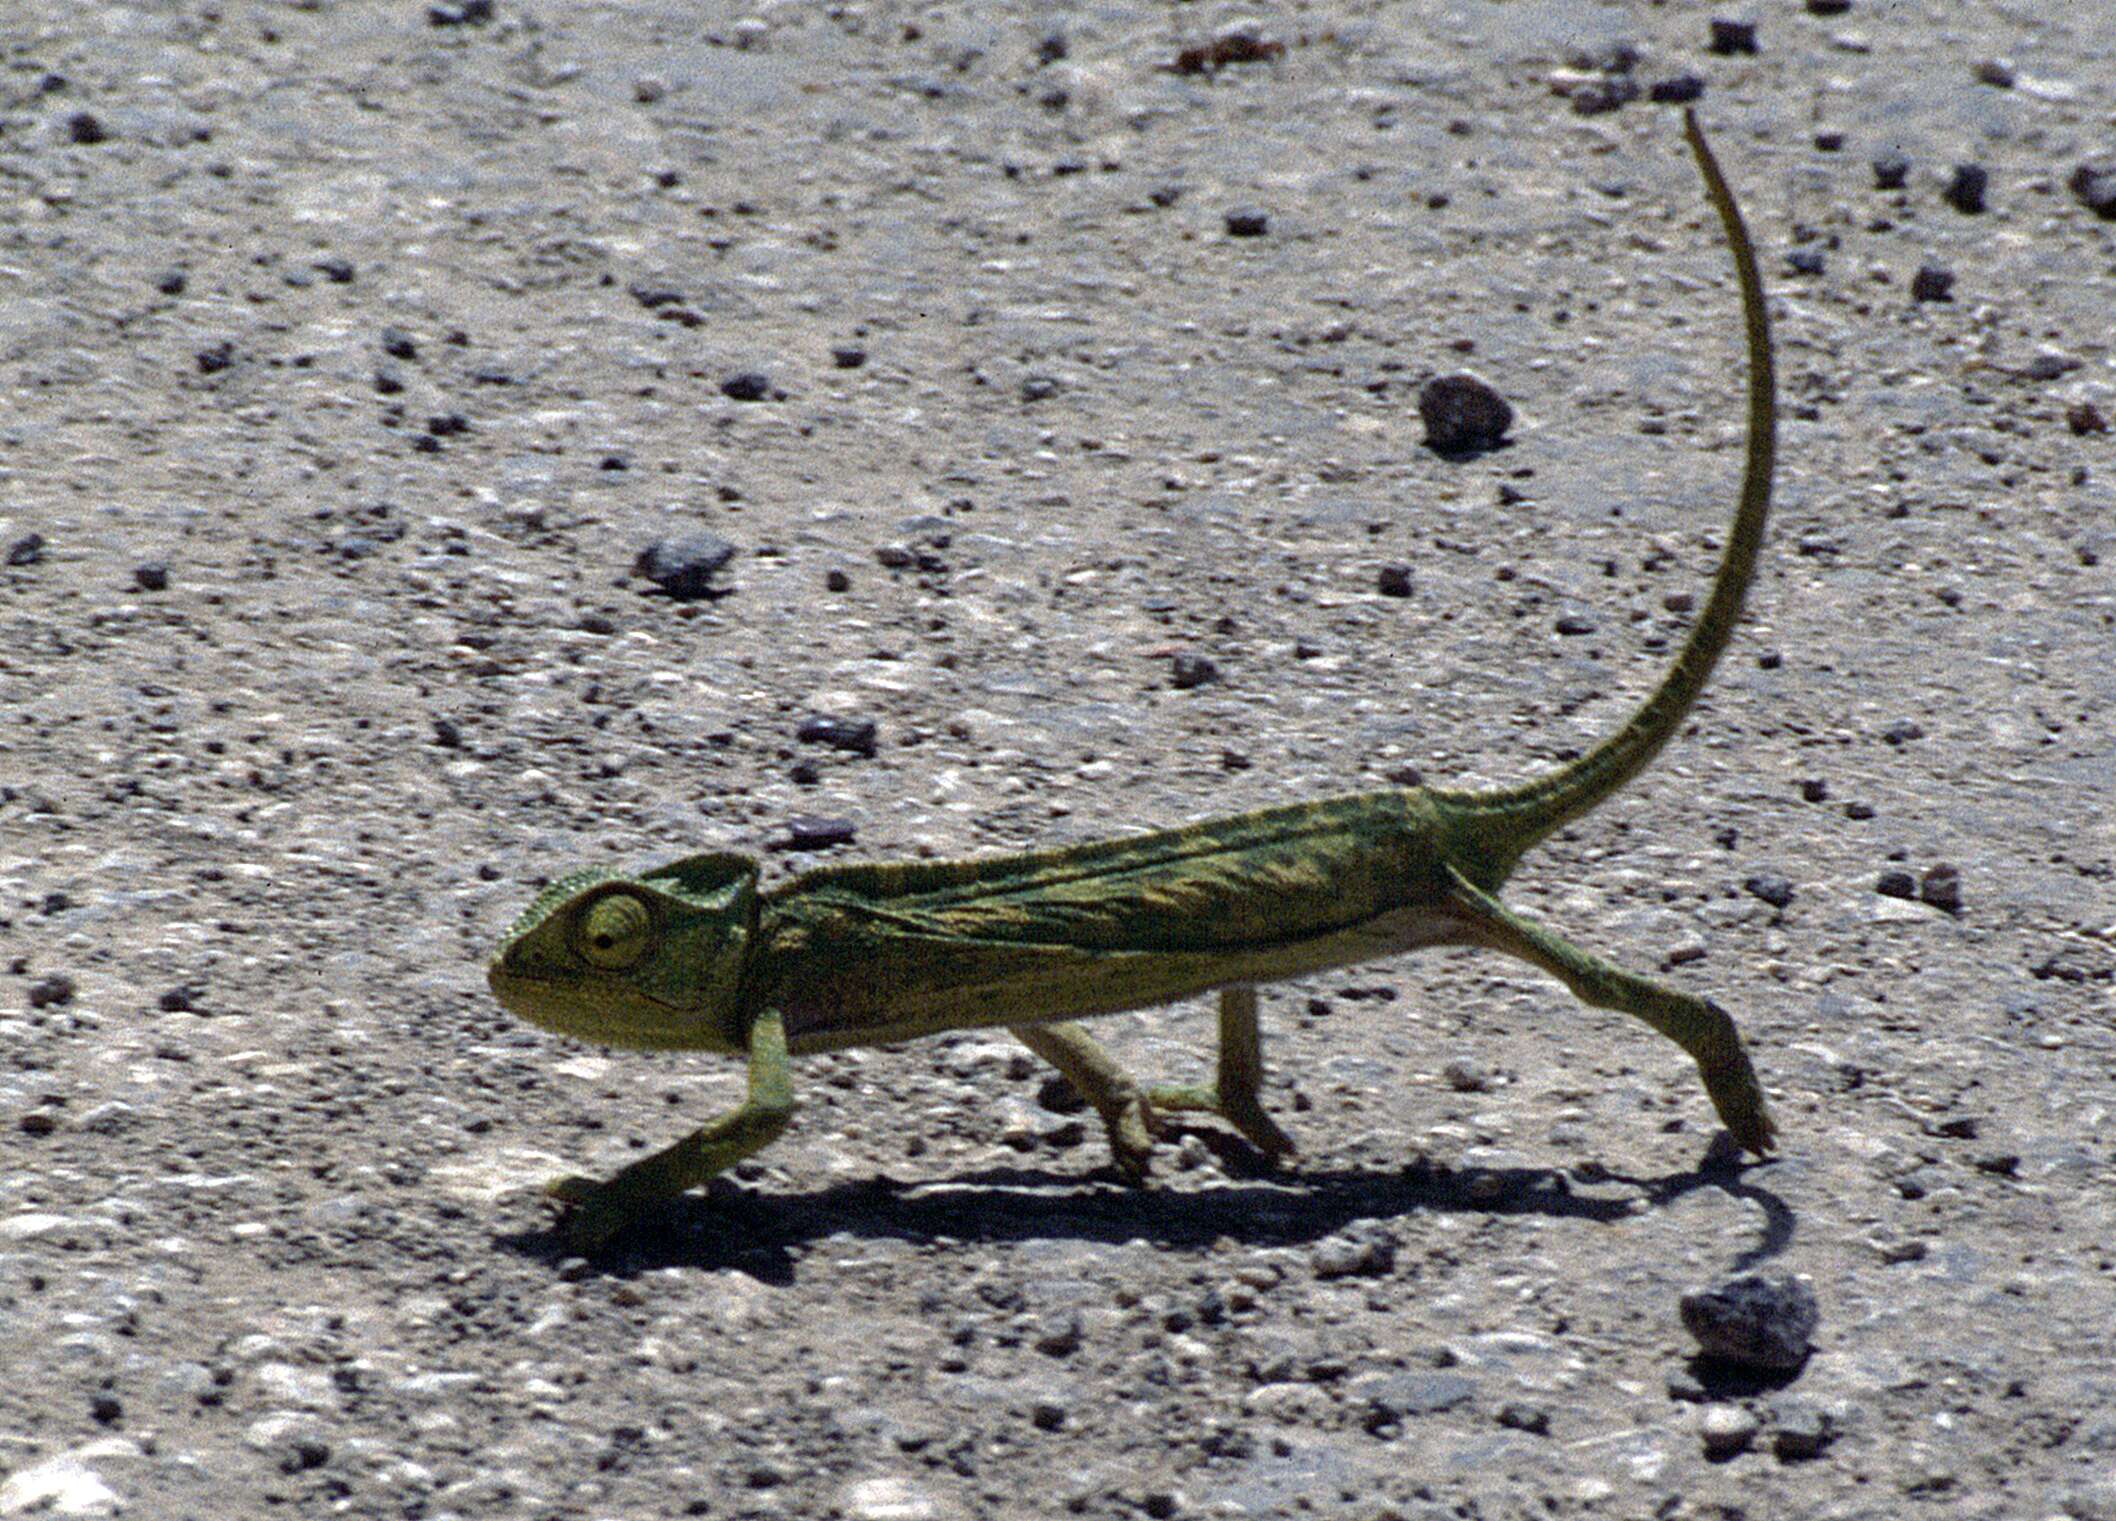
[1944,163,1989,214]
[1708,19,1759,55]
[796,715,879,758]
[1680,1273,1819,1372]
[1743,872,1795,908]
[1649,74,1706,104]
[1170,652,1219,690]
[2068,162,2116,220]
[633,533,736,600]
[1919,863,1962,913]
[1417,373,1512,454]
[784,818,857,851]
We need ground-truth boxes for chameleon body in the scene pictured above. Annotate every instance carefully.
[489,112,1778,1250]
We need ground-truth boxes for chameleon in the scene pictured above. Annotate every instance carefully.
[488,110,1778,1251]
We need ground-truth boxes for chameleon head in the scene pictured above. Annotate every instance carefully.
[486,853,760,1053]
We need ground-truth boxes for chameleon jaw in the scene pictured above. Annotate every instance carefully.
[485,960,740,1054]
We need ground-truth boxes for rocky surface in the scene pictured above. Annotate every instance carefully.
[3,3,2113,1518]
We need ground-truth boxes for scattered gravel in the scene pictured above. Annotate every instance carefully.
[4,6,2110,1519]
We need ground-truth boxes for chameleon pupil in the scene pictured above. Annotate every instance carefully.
[579,893,649,968]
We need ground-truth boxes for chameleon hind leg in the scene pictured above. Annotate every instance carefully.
[1445,869,1776,1155]
[1010,1020,1160,1179]
[1146,985,1297,1159]
[545,1007,796,1251]
[1011,986,1295,1180]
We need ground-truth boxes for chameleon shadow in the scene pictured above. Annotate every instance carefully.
[496,1144,1791,1280]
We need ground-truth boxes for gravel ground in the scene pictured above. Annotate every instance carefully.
[4,3,2114,1518]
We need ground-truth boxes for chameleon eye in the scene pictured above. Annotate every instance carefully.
[576,891,652,970]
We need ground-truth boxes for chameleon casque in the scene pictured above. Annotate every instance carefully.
[489,112,1778,1250]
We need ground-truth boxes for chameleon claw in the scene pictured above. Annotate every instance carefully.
[542,1174,653,1252]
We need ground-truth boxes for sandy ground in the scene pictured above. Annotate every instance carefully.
[4,2,2114,1517]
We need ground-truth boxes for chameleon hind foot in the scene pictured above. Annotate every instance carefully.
[1146,1081,1296,1162]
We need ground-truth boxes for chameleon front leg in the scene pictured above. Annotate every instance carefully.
[546,1007,795,1251]
[1445,869,1776,1156]
[1146,986,1297,1160]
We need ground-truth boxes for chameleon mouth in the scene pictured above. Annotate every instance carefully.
[484,962,705,1050]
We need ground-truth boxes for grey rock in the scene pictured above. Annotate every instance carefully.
[634,533,736,599]
[1417,373,1512,454]
[1680,1273,1819,1371]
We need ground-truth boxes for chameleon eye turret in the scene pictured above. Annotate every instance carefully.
[574,890,652,970]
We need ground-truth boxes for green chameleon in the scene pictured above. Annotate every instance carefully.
[489,111,1777,1251]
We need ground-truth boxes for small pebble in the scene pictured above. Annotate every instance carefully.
[1910,265,1954,303]
[1170,652,1219,690]
[1570,77,1639,116]
[1743,872,1795,909]
[134,561,169,591]
[6,532,45,567]
[1871,150,1910,190]
[1224,206,1270,238]
[721,371,773,401]
[1377,563,1413,598]
[797,715,879,758]
[2068,161,2116,220]
[1972,58,2015,88]
[66,110,107,144]
[1648,74,1706,105]
[1700,1403,1760,1458]
[784,817,857,851]
[1417,373,1513,454]
[1804,0,1851,13]
[1943,163,1988,214]
[1769,1396,1835,1460]
[1787,247,1826,276]
[1496,1403,1550,1436]
[1680,1273,1819,1372]
[633,533,736,600]
[1919,863,1962,912]
[832,345,867,369]
[1708,19,1759,55]
[28,974,77,1008]
[1441,1057,1489,1093]
[1875,870,1916,899]
[1312,1220,1397,1279]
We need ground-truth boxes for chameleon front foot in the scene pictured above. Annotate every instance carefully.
[543,1171,669,1253]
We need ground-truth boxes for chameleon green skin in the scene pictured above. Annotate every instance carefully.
[488,111,1778,1250]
